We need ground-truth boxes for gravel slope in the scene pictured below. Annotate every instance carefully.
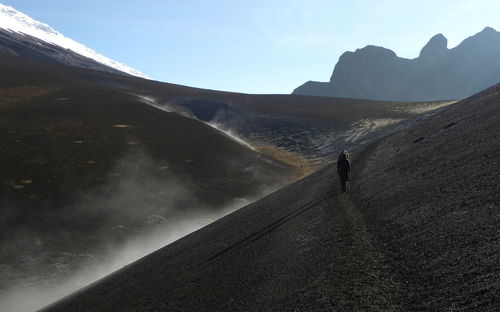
[353,83,500,310]
[42,84,499,311]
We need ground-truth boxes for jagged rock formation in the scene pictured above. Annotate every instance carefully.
[294,27,500,101]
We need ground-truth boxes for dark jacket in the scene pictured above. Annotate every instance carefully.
[337,155,350,175]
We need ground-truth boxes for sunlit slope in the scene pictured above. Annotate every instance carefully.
[41,86,499,310]
[0,3,147,77]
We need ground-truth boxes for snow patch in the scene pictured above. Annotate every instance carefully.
[0,3,149,79]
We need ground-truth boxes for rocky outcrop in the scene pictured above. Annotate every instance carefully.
[294,27,500,101]
[419,33,448,59]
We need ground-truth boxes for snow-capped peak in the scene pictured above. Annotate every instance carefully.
[0,3,149,79]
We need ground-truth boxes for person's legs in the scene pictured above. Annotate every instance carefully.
[340,175,347,192]
[339,172,350,193]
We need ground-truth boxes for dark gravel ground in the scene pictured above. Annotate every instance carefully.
[42,85,499,311]
[353,83,500,310]
[42,165,400,312]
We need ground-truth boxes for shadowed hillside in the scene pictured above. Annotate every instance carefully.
[41,83,499,311]
[0,52,294,310]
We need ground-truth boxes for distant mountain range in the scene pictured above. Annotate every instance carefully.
[0,3,147,78]
[294,27,500,101]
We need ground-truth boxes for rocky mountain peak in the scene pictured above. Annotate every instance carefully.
[480,26,496,34]
[294,27,500,101]
[419,33,448,59]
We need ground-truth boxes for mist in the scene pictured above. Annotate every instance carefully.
[0,206,239,312]
[0,150,273,312]
[207,121,257,151]
[136,94,257,152]
[135,94,175,113]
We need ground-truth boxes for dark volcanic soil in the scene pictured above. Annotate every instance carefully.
[41,166,403,312]
[353,84,500,310]
[42,85,500,311]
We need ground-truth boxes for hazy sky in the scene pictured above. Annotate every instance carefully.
[4,0,500,94]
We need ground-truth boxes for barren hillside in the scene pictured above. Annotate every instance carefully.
[41,84,499,311]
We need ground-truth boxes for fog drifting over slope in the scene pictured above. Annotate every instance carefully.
[0,151,277,312]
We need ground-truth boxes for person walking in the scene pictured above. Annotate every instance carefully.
[337,150,351,193]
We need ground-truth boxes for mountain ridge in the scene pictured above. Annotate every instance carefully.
[0,3,148,78]
[294,27,500,101]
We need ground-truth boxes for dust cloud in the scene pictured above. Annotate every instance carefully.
[135,94,175,113]
[0,151,266,312]
[207,121,257,151]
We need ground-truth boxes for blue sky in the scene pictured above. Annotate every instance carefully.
[4,0,500,94]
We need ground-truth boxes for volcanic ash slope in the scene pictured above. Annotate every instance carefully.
[353,83,499,310]
[42,85,499,311]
